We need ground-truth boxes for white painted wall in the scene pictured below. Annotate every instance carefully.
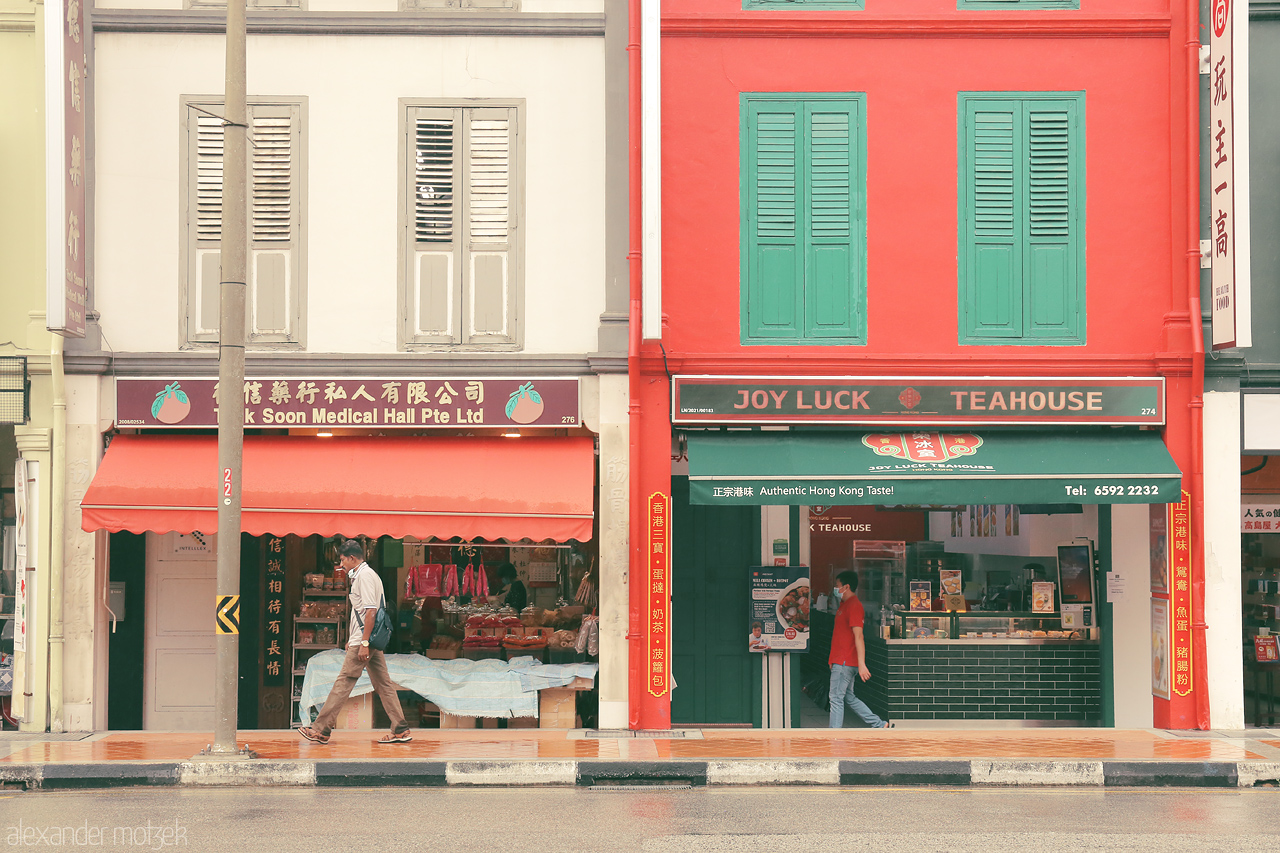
[1110,503,1155,729]
[93,32,606,355]
[93,1,606,15]
[1204,390,1244,728]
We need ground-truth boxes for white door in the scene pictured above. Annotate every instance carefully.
[144,532,217,730]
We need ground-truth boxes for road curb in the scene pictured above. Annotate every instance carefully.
[447,760,577,786]
[971,760,1104,786]
[1102,761,1238,787]
[839,759,971,786]
[577,760,708,787]
[316,759,446,787]
[706,759,840,786]
[4,757,1278,789]
[39,762,180,789]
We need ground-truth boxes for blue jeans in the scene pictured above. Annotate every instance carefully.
[829,664,886,728]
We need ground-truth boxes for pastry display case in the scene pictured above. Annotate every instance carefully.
[889,611,1095,642]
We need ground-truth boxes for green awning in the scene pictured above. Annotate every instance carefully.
[687,430,1182,506]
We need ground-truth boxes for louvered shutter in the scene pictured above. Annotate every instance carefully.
[744,100,803,339]
[191,111,226,340]
[1024,100,1079,340]
[248,104,298,339]
[465,108,515,343]
[186,101,301,345]
[803,101,861,339]
[962,100,1022,339]
[410,107,461,343]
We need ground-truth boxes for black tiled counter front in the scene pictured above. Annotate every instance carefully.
[863,637,1101,722]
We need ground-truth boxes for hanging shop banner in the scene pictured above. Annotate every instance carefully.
[1242,505,1280,533]
[1169,492,1193,698]
[1209,0,1252,350]
[114,377,580,429]
[45,0,88,337]
[263,536,287,687]
[647,492,670,698]
[673,376,1165,426]
[748,566,810,653]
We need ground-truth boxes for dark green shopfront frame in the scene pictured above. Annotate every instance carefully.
[687,430,1181,507]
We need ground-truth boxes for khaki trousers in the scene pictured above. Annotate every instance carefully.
[311,645,409,736]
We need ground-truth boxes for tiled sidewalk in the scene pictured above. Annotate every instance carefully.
[3,727,1279,764]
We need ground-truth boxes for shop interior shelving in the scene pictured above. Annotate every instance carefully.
[291,589,348,725]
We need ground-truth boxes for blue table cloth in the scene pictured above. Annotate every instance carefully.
[297,651,598,726]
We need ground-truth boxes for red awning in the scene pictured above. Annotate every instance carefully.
[81,434,595,542]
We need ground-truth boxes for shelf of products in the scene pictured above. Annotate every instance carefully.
[291,582,349,719]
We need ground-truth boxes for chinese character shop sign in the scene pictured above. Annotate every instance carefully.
[647,492,670,698]
[115,377,579,429]
[263,537,287,687]
[1209,0,1252,350]
[47,0,88,336]
[1169,491,1193,698]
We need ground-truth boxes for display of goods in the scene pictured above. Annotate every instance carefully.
[548,630,578,650]
[299,602,318,617]
[502,635,547,650]
[297,629,315,644]
[305,573,325,589]
[429,635,461,651]
[462,635,502,649]
[315,627,337,645]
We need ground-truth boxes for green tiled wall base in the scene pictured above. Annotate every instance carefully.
[863,640,1100,722]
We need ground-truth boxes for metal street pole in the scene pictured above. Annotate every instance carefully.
[210,0,247,756]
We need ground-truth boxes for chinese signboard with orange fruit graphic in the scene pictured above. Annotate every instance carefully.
[647,492,670,698]
[672,376,1164,426]
[115,377,579,429]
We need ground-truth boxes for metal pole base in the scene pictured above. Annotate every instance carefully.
[193,744,258,761]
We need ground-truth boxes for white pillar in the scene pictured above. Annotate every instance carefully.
[1204,390,1245,728]
[586,374,630,729]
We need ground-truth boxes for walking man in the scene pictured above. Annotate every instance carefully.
[828,570,892,729]
[299,540,413,744]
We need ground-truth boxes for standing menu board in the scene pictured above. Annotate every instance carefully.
[748,566,810,653]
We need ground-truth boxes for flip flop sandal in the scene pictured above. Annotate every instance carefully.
[378,732,413,744]
[298,726,330,744]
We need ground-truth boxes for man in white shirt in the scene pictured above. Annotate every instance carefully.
[299,540,413,744]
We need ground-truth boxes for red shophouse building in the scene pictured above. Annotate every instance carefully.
[629,0,1207,731]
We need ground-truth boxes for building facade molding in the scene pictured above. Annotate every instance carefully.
[92,9,604,36]
[64,351,611,377]
[662,14,1171,39]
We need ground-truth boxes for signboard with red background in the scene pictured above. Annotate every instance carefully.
[647,493,671,698]
[115,377,579,429]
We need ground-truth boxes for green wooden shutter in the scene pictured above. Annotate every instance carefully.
[960,93,1083,345]
[1024,100,1080,340]
[744,101,803,340]
[803,101,861,339]
[962,100,1021,339]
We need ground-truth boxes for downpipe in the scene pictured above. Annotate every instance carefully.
[48,334,66,732]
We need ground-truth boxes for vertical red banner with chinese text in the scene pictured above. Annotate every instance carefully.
[1169,492,1193,698]
[647,492,671,698]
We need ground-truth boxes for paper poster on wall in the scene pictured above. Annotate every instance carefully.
[1152,599,1170,699]
[1031,582,1055,613]
[1150,503,1169,593]
[748,566,810,652]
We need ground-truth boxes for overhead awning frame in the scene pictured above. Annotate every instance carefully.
[687,430,1183,507]
[81,434,595,542]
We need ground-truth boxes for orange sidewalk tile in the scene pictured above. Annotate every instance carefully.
[0,728,1267,763]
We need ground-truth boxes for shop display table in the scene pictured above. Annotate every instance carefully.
[297,650,597,728]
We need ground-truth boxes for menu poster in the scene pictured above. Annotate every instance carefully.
[1152,599,1170,699]
[909,581,932,612]
[1257,636,1280,663]
[1031,582,1055,613]
[1150,504,1169,593]
[748,566,810,653]
[940,569,963,597]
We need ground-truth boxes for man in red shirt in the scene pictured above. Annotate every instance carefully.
[828,570,891,729]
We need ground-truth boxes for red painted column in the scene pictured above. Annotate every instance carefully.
[631,366,672,730]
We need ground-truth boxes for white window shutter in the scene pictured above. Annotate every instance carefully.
[465,108,515,343]
[411,107,462,343]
